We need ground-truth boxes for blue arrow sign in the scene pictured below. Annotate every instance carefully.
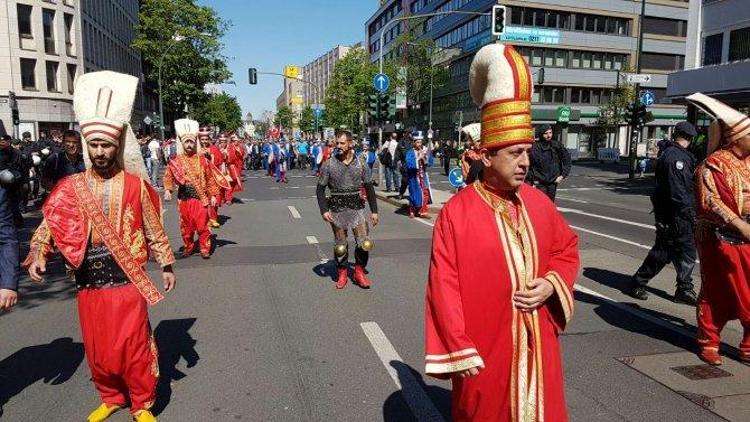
[448,167,465,188]
[373,73,390,92]
[313,108,322,118]
[640,90,655,107]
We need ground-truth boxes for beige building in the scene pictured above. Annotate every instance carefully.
[302,45,352,106]
[0,0,83,139]
[276,68,305,129]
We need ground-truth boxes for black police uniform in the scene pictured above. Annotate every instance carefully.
[631,141,697,295]
[528,139,571,201]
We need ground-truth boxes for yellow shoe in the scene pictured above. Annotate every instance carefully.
[87,403,121,422]
[133,410,157,422]
[209,219,220,228]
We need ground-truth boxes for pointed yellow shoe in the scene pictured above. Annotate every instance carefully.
[133,410,157,422]
[209,219,220,228]
[87,403,121,422]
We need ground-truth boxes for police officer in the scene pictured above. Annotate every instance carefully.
[528,124,572,202]
[626,121,699,305]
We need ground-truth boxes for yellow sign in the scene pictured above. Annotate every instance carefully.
[284,65,301,79]
[291,96,304,104]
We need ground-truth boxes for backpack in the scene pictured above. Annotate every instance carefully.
[379,149,392,167]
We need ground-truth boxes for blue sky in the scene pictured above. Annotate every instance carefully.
[200,0,380,120]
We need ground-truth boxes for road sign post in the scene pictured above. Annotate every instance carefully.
[625,73,652,84]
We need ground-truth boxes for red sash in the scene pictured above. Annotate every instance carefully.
[167,158,189,186]
[72,175,164,305]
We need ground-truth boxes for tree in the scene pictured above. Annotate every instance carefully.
[299,106,315,133]
[324,46,385,132]
[392,33,449,111]
[274,106,294,130]
[597,67,637,149]
[133,0,231,123]
[194,93,242,131]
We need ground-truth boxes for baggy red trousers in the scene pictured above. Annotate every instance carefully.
[78,284,158,414]
[208,194,221,222]
[179,198,211,255]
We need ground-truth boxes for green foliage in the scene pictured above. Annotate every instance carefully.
[391,33,449,107]
[274,106,294,129]
[324,46,392,132]
[193,93,242,132]
[299,106,316,132]
[254,120,270,137]
[598,67,637,129]
[133,0,232,119]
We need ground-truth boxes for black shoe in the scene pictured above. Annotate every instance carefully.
[673,289,698,306]
[626,285,649,300]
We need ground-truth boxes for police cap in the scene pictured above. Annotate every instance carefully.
[674,121,697,138]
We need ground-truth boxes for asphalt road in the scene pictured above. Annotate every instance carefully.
[1,162,747,421]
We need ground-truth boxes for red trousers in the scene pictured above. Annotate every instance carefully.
[222,187,233,205]
[208,194,221,221]
[78,284,158,414]
[179,198,211,255]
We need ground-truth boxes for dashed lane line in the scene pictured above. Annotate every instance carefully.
[288,206,302,219]
[360,322,444,422]
[556,196,589,204]
[557,207,654,230]
[306,236,318,244]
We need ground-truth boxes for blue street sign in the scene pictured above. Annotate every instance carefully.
[640,90,656,107]
[313,108,322,118]
[373,73,390,92]
[448,167,465,188]
[500,26,560,45]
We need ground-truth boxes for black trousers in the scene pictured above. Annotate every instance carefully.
[536,182,557,201]
[632,220,696,292]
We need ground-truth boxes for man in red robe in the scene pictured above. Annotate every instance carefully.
[228,134,244,193]
[199,127,230,228]
[687,93,750,365]
[164,119,220,259]
[24,71,175,422]
[425,43,579,421]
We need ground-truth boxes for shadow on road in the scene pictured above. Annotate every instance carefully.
[312,260,337,283]
[573,288,697,353]
[583,267,676,304]
[0,337,84,417]
[152,318,199,416]
[217,215,232,225]
[382,361,451,422]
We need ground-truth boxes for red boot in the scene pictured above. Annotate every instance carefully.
[353,265,371,289]
[335,267,348,289]
[698,347,722,366]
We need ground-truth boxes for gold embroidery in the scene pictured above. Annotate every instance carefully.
[149,334,160,377]
[122,205,147,261]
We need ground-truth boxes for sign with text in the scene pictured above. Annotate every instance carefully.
[500,26,560,44]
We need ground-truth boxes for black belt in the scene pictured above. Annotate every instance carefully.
[328,193,364,212]
[75,245,129,287]
[77,280,130,290]
[178,184,200,200]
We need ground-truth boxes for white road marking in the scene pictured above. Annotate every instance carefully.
[570,225,651,250]
[306,236,318,244]
[556,196,588,204]
[288,206,301,219]
[360,322,444,422]
[558,207,654,230]
[414,218,435,228]
[289,186,300,189]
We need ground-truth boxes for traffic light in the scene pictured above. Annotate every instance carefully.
[248,68,257,85]
[368,94,380,121]
[379,94,390,121]
[12,109,19,126]
[8,91,18,126]
[386,96,397,121]
[491,5,506,36]
[537,67,545,85]
[625,102,652,129]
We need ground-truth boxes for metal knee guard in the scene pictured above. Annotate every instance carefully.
[354,237,373,267]
[333,241,348,268]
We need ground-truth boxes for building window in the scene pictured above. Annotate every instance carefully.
[729,27,750,62]
[17,4,33,38]
[46,61,59,92]
[702,33,723,65]
[64,13,74,55]
[641,52,684,71]
[67,63,76,94]
[642,17,687,38]
[21,58,36,90]
[43,9,56,54]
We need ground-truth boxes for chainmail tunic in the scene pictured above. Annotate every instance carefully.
[319,155,371,230]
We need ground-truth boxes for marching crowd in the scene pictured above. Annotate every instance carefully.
[1,40,750,422]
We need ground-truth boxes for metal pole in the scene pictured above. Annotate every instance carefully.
[158,66,165,141]
[629,0,647,180]
[429,64,434,132]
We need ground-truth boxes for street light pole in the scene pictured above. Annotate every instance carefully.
[629,0,647,180]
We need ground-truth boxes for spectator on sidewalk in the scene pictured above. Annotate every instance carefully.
[527,124,571,201]
[42,130,84,190]
[379,133,401,192]
[626,121,698,306]
[0,168,20,311]
[147,135,163,188]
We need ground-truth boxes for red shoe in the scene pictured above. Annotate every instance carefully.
[353,265,371,289]
[335,268,348,289]
[698,347,722,366]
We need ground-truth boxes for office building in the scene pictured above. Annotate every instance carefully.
[366,0,690,158]
[302,45,352,106]
[668,0,750,116]
[0,0,83,139]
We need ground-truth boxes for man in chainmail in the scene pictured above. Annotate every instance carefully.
[317,131,379,289]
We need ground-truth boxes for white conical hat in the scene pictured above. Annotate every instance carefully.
[461,123,481,142]
[686,93,750,148]
[174,118,200,154]
[73,71,147,180]
[469,43,534,149]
